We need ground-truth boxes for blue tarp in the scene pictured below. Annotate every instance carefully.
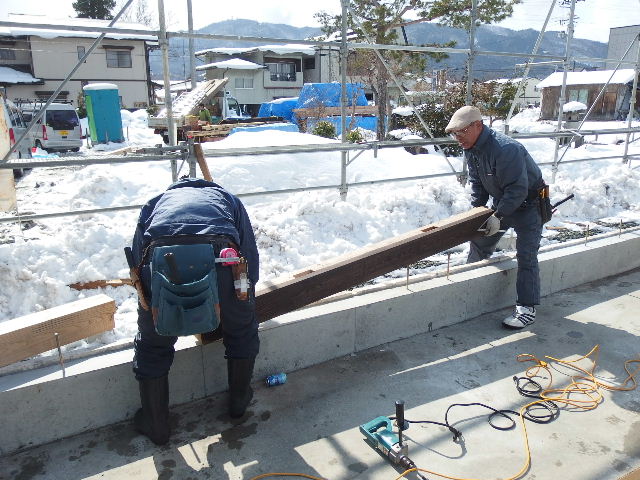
[230,123,299,135]
[257,97,298,122]
[257,83,369,125]
[297,83,368,109]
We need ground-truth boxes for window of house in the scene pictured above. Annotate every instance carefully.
[303,57,316,70]
[568,88,588,104]
[234,77,254,89]
[0,48,16,60]
[77,46,86,61]
[266,62,296,82]
[106,50,132,68]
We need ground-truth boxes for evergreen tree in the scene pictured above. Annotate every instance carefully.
[315,0,520,140]
[73,0,116,20]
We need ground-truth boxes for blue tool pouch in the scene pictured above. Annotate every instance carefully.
[150,243,220,336]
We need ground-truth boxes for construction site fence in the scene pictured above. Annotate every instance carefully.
[1,127,639,226]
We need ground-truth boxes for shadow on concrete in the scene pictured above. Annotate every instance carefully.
[2,268,640,480]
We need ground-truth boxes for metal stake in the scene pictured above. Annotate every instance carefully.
[620,219,623,237]
[585,225,590,246]
[406,266,410,288]
[447,252,451,280]
[55,333,66,378]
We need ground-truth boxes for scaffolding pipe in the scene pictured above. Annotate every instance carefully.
[157,0,177,181]
[505,0,556,129]
[551,0,577,184]
[0,0,134,163]
[187,0,197,90]
[624,34,640,166]
[339,0,349,200]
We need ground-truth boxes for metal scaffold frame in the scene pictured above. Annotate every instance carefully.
[0,0,638,226]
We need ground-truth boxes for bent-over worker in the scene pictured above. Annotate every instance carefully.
[130,178,259,445]
[446,105,544,330]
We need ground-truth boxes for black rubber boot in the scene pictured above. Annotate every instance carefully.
[227,358,255,418]
[134,375,170,445]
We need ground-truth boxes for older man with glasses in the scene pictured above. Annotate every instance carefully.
[446,105,545,329]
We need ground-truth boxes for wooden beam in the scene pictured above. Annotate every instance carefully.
[198,207,491,344]
[293,105,378,118]
[0,294,116,368]
[68,279,132,290]
[194,143,213,181]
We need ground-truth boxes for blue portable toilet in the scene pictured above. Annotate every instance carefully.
[83,83,124,143]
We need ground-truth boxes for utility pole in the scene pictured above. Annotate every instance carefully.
[465,0,477,105]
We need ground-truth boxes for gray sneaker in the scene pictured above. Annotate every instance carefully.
[503,305,536,329]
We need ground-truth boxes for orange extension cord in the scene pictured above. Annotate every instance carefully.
[251,345,640,480]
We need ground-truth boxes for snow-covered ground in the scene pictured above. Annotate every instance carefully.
[1,108,639,360]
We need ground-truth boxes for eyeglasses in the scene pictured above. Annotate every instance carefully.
[449,123,475,139]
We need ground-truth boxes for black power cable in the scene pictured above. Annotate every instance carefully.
[389,378,560,445]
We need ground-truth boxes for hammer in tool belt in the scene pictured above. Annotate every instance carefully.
[124,246,150,311]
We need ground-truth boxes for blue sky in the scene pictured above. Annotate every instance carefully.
[1,0,638,43]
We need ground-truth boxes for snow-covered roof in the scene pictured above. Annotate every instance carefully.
[537,69,637,89]
[0,14,155,41]
[0,66,41,84]
[196,58,265,71]
[485,77,540,84]
[195,44,315,57]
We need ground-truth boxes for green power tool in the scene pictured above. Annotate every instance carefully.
[359,400,428,480]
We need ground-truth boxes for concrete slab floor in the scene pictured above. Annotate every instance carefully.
[2,269,640,480]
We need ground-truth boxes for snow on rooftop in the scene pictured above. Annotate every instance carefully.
[0,66,41,84]
[196,58,265,71]
[537,69,637,89]
[1,14,155,41]
[196,44,315,57]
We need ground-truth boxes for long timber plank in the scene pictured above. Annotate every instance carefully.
[0,294,116,368]
[199,207,491,343]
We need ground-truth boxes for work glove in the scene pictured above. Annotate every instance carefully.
[481,214,501,236]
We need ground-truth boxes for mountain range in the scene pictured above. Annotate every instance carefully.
[148,18,609,82]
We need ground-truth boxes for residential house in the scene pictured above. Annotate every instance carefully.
[487,77,541,108]
[195,44,339,116]
[0,14,155,108]
[536,69,639,121]
[606,25,640,69]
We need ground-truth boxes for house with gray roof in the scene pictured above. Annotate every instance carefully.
[0,14,155,108]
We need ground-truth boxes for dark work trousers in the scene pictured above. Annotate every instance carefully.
[467,202,543,306]
[133,263,259,380]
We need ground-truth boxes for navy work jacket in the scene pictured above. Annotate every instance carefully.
[132,178,259,289]
[465,125,543,218]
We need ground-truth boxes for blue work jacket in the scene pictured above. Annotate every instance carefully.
[465,125,543,218]
[132,178,259,286]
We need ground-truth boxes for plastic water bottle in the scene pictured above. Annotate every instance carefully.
[266,372,287,387]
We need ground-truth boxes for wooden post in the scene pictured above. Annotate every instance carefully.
[0,294,116,368]
[194,143,213,181]
[0,168,16,212]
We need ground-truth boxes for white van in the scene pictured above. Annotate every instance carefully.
[22,103,83,152]
[0,95,31,160]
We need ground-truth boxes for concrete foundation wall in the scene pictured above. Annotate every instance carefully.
[1,230,639,455]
